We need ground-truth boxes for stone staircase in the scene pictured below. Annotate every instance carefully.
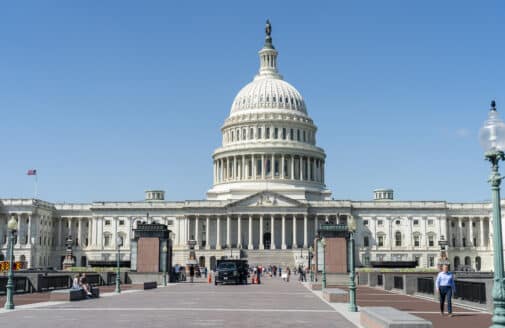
[244,249,304,268]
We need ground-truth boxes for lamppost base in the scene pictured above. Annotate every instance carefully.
[348,304,358,312]
[3,302,14,310]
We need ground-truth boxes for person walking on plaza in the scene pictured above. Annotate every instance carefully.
[435,264,456,316]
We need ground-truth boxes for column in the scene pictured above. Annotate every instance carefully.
[440,216,448,243]
[205,217,210,250]
[259,215,264,249]
[271,153,275,178]
[195,216,200,248]
[242,155,246,180]
[406,217,412,247]
[252,155,256,180]
[479,217,485,248]
[282,215,287,249]
[68,218,73,240]
[292,215,298,248]
[27,215,32,245]
[303,214,308,248]
[226,216,231,248]
[16,215,21,246]
[58,218,62,247]
[458,217,463,247]
[421,216,427,248]
[291,156,295,179]
[78,218,83,247]
[261,155,265,179]
[248,215,253,249]
[270,215,276,249]
[281,155,285,179]
[322,161,325,184]
[314,215,318,239]
[299,157,303,180]
[98,217,104,249]
[216,217,222,250]
[237,215,242,248]
[88,218,92,248]
[113,217,118,248]
[468,217,475,247]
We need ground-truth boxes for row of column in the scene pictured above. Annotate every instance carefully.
[448,216,489,248]
[0,214,31,247]
[188,214,331,250]
[213,154,325,184]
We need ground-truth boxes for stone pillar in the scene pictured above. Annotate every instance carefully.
[58,218,62,247]
[406,217,412,247]
[68,218,73,241]
[303,214,308,248]
[291,156,295,180]
[195,216,200,248]
[242,155,246,180]
[441,216,448,243]
[98,217,104,249]
[314,215,318,238]
[261,155,265,179]
[226,216,231,248]
[87,218,92,248]
[281,155,285,179]
[252,155,256,180]
[270,215,276,249]
[248,215,253,249]
[216,217,222,250]
[259,215,264,249]
[237,215,242,248]
[458,217,463,247]
[271,153,275,178]
[469,217,474,247]
[299,157,303,180]
[480,217,485,247]
[27,215,32,245]
[292,215,298,248]
[78,218,83,247]
[282,215,287,249]
[206,217,210,250]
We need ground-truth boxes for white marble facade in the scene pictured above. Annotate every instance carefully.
[0,24,497,271]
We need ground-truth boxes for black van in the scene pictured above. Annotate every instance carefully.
[214,259,249,285]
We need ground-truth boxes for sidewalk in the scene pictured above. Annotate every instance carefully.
[307,283,491,328]
[0,284,143,307]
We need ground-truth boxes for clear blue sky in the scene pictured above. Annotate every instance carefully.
[1,1,504,203]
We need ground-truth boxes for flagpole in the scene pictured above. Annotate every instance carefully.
[34,174,38,199]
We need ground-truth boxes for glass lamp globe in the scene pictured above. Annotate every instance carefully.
[162,245,168,253]
[7,217,17,231]
[479,101,505,152]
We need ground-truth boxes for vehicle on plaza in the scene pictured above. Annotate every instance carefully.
[214,259,248,285]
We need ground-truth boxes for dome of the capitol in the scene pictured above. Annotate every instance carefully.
[207,20,331,201]
[230,78,307,116]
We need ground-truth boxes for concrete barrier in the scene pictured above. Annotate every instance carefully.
[361,307,432,328]
[322,288,348,303]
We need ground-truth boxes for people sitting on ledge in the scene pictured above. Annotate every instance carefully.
[71,273,93,297]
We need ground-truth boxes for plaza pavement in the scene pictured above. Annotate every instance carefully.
[0,277,356,328]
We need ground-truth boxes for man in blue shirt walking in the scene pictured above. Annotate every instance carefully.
[435,264,456,316]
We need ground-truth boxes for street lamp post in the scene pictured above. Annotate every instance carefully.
[4,216,18,310]
[348,215,358,312]
[162,245,168,286]
[480,100,505,328]
[115,236,122,293]
[309,246,314,282]
[321,238,327,289]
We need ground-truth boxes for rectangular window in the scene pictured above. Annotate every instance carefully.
[256,159,262,175]
[266,127,270,139]
[105,220,111,226]
[290,129,294,140]
[258,127,262,139]
[429,256,435,267]
[414,236,420,247]
[428,235,434,247]
[377,220,383,226]
[428,219,434,225]
[274,128,278,139]
[250,128,254,139]
[297,129,300,141]
[363,220,369,226]
[413,219,419,225]
[119,220,125,226]
[378,236,384,247]
[104,235,110,247]
[282,128,286,139]
[303,130,306,142]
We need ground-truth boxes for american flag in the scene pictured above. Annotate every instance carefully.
[27,169,37,176]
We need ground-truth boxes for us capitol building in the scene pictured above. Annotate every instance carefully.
[0,23,494,272]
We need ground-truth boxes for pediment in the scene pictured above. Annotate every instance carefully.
[226,191,306,208]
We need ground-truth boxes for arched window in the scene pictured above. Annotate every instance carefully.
[413,234,420,247]
[475,257,482,271]
[104,233,112,247]
[464,256,471,266]
[377,233,385,247]
[395,231,402,246]
[454,256,460,270]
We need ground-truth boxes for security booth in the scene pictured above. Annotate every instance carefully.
[316,223,350,275]
[130,223,172,279]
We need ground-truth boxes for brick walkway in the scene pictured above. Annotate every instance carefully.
[355,286,491,328]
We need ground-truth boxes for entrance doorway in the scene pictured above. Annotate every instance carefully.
[210,256,216,271]
[263,232,271,249]
[199,256,205,268]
